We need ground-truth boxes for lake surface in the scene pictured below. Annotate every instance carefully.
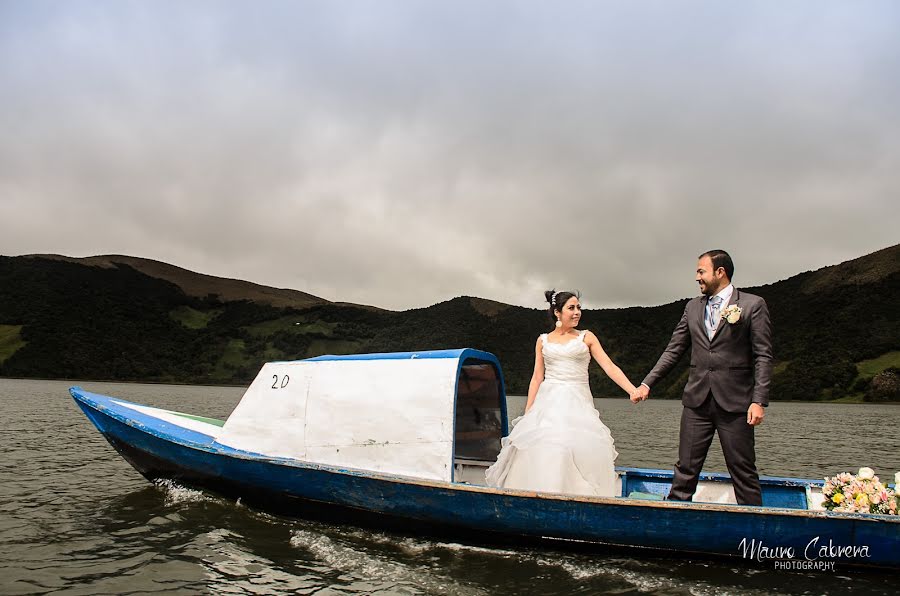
[1,378,898,595]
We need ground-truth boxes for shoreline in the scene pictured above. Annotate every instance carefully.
[2,376,897,404]
[0,375,248,389]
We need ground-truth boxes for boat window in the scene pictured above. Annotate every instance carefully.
[454,362,504,462]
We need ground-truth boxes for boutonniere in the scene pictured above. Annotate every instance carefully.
[721,305,742,324]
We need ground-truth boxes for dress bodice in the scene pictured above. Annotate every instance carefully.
[541,331,590,384]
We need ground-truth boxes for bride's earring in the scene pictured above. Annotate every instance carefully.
[555,319,562,328]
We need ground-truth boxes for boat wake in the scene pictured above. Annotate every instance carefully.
[153,479,220,506]
[196,528,320,593]
[329,526,767,595]
[290,528,491,595]
[290,525,715,595]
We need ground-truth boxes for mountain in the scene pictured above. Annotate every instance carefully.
[26,254,331,310]
[1,245,898,402]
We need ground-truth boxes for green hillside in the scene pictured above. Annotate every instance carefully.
[0,324,26,363]
[1,245,898,402]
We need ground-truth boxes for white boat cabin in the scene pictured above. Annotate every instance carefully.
[214,349,509,483]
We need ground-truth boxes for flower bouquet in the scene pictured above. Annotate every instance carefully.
[821,467,898,515]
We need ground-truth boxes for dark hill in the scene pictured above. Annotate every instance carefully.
[26,254,333,310]
[1,245,897,401]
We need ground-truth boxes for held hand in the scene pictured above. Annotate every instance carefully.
[747,403,765,426]
[637,384,650,401]
[629,388,642,403]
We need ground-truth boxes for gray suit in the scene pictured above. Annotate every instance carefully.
[643,289,773,505]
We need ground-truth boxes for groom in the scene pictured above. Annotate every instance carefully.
[636,250,773,505]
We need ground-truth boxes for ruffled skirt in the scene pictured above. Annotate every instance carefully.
[484,381,618,497]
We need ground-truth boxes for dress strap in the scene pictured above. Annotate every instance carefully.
[578,330,587,341]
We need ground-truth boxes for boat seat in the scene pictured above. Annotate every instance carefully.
[453,458,494,485]
[627,491,664,500]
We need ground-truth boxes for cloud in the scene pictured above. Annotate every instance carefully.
[1,1,898,309]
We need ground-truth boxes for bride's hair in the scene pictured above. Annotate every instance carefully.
[544,289,580,325]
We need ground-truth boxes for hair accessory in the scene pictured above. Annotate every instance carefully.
[551,291,558,307]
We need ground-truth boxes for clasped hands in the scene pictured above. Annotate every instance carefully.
[630,385,650,403]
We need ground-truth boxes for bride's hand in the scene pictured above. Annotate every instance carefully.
[629,388,642,403]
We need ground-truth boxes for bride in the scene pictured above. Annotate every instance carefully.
[485,290,642,497]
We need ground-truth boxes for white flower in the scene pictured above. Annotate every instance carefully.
[721,305,742,324]
[858,467,875,480]
[895,471,900,487]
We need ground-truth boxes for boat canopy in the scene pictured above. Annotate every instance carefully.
[214,349,508,482]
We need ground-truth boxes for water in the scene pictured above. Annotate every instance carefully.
[1,378,897,595]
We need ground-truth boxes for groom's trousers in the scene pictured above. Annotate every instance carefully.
[668,393,762,506]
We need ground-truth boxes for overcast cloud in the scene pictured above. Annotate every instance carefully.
[1,1,898,310]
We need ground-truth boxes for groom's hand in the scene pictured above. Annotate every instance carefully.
[634,384,650,402]
[747,403,765,426]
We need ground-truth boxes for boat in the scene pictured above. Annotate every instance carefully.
[71,349,900,570]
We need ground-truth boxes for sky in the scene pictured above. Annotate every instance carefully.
[1,1,898,311]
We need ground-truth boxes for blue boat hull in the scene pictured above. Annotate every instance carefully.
[72,388,900,570]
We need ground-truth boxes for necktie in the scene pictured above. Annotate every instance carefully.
[707,296,722,339]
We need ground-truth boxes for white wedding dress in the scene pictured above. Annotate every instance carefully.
[484,331,619,497]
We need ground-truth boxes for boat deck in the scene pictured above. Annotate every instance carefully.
[454,459,824,509]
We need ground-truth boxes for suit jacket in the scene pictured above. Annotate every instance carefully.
[642,289,773,413]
